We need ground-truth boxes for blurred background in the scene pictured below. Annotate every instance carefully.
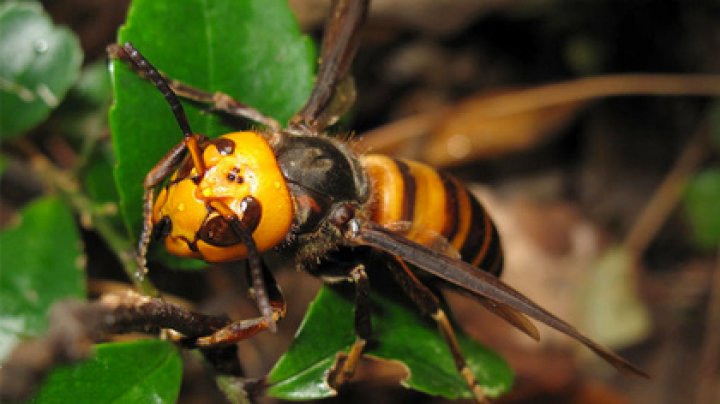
[2,0,719,403]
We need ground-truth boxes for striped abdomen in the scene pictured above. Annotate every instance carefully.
[360,154,503,276]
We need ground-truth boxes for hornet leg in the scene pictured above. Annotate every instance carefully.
[388,257,488,404]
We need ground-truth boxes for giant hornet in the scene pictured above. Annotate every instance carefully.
[108,0,646,401]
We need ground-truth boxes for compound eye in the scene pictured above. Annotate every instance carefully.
[153,216,172,240]
[198,215,242,247]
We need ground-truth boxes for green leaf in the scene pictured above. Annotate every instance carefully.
[684,167,720,249]
[84,147,119,206]
[0,197,85,362]
[82,146,128,235]
[0,154,8,177]
[33,339,182,404]
[108,0,315,239]
[72,59,113,107]
[267,286,356,400]
[150,248,208,271]
[0,2,83,138]
[56,60,113,142]
[267,285,513,400]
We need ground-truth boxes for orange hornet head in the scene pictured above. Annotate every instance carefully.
[152,131,294,262]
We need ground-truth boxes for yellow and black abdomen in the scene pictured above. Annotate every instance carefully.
[361,154,503,276]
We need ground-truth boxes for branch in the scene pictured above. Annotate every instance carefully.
[0,290,237,402]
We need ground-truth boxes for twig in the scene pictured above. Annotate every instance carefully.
[696,247,720,404]
[0,290,235,402]
[623,124,710,258]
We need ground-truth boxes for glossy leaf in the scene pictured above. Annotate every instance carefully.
[82,146,128,235]
[108,0,315,238]
[268,285,513,400]
[69,62,122,232]
[0,197,85,362]
[684,167,720,249]
[84,148,119,206]
[0,2,83,138]
[57,60,114,142]
[72,59,113,107]
[267,286,356,400]
[33,339,182,403]
[77,62,116,209]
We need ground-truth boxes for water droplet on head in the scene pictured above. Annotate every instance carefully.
[33,39,49,54]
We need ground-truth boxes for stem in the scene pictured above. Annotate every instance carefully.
[696,246,720,404]
[623,124,709,257]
